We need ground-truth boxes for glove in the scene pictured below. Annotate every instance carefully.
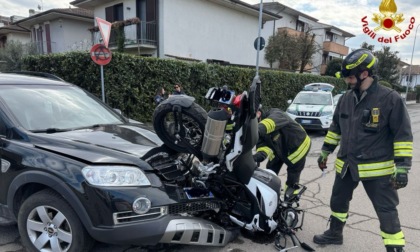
[390,167,409,190]
[253,152,266,163]
[317,150,330,171]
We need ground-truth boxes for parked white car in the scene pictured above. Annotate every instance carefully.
[286,83,335,133]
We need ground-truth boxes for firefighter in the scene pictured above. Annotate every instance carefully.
[254,106,311,198]
[313,49,413,252]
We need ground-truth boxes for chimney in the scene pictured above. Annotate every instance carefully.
[29,9,35,16]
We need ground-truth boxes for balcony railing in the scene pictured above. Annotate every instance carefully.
[277,27,304,37]
[323,41,349,56]
[93,21,157,48]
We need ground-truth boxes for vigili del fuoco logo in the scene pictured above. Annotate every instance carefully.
[361,0,415,43]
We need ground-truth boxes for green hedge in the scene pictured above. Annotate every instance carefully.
[22,52,346,122]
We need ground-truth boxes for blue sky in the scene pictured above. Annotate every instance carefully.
[1,0,419,64]
[244,0,420,65]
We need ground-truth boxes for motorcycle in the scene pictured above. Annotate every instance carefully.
[147,76,314,251]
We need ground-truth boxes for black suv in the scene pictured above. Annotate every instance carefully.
[0,73,173,251]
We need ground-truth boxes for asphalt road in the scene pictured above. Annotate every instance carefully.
[1,103,419,252]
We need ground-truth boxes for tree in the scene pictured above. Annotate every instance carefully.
[325,58,343,77]
[375,46,400,86]
[360,42,375,51]
[297,31,317,73]
[0,40,38,71]
[265,30,300,71]
[265,29,318,73]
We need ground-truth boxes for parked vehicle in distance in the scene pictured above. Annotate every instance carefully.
[333,93,344,106]
[286,83,335,133]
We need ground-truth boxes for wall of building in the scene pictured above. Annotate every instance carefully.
[93,0,137,20]
[160,0,266,66]
[7,32,30,44]
[59,19,93,52]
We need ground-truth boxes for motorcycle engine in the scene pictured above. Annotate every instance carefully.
[280,208,300,229]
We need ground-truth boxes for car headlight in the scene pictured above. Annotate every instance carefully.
[82,166,151,186]
[321,111,333,116]
[287,108,298,115]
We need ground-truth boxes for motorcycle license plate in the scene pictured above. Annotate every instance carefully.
[301,119,311,124]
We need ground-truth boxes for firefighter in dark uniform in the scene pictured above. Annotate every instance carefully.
[313,49,413,252]
[254,107,311,197]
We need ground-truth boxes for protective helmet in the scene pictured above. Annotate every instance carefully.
[340,49,378,78]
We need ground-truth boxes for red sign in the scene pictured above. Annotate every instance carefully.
[95,17,112,48]
[90,44,112,65]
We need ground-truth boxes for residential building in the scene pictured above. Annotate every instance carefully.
[0,25,31,48]
[13,8,93,54]
[0,15,31,48]
[70,0,281,66]
[401,65,420,90]
[259,2,354,74]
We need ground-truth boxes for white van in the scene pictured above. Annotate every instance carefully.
[286,83,335,133]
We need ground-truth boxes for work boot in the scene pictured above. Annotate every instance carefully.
[386,246,405,252]
[313,216,345,245]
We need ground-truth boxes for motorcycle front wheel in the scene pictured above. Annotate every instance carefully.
[153,102,207,154]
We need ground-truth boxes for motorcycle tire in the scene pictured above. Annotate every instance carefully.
[153,102,207,154]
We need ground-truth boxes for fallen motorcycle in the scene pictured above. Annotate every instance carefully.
[146,76,314,251]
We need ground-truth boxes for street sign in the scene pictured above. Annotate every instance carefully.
[254,36,265,51]
[90,44,112,65]
[95,17,112,48]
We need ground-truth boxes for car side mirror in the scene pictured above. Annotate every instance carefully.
[113,108,122,115]
[287,99,292,104]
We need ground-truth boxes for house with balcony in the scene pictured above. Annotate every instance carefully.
[317,23,354,75]
[259,2,354,74]
[13,8,93,54]
[70,0,281,66]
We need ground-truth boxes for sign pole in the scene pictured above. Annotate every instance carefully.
[100,65,105,102]
[255,0,263,77]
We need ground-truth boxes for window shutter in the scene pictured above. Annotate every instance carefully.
[105,6,114,22]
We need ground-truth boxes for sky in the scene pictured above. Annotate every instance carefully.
[1,0,419,64]
[245,0,420,65]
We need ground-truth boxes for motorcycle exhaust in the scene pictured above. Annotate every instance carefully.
[201,109,230,161]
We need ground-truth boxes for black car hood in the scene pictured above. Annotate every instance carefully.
[29,124,163,168]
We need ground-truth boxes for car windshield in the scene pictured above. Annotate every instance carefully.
[293,92,332,105]
[0,85,124,131]
[333,94,343,105]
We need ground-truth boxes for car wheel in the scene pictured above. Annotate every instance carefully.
[18,189,94,252]
[153,102,207,153]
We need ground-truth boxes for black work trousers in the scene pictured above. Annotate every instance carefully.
[267,156,306,186]
[330,171,401,235]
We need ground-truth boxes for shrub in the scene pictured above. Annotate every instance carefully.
[22,52,346,122]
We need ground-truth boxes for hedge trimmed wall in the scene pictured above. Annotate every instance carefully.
[23,52,346,122]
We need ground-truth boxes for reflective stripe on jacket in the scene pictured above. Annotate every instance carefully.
[323,78,413,180]
[257,108,311,165]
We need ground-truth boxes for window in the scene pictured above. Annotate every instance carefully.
[105,3,124,22]
[325,31,333,41]
[325,31,338,42]
[322,54,333,65]
[296,20,305,32]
